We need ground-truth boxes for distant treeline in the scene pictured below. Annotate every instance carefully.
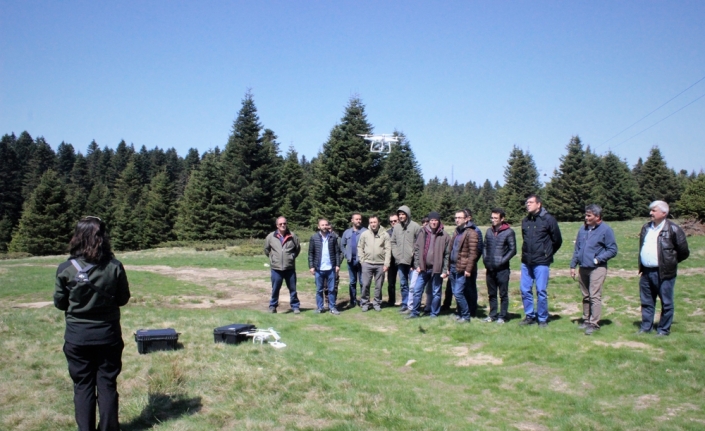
[1,92,703,256]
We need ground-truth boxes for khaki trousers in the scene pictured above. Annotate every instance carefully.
[578,266,607,327]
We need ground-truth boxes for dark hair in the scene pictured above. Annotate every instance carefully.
[463,208,472,217]
[491,208,506,219]
[368,215,379,222]
[389,213,398,219]
[68,217,113,263]
[526,194,542,204]
[351,212,362,219]
[421,217,429,224]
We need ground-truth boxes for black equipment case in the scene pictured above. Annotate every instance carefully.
[134,328,179,354]
[213,323,256,344]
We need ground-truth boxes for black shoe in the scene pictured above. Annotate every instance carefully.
[268,306,277,313]
[577,323,588,329]
[585,325,596,335]
[349,301,357,308]
[399,307,410,314]
[538,321,548,328]
[519,317,537,326]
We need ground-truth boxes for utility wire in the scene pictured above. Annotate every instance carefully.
[597,74,705,149]
[611,92,705,149]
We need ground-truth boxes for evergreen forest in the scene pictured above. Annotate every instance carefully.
[1,93,703,255]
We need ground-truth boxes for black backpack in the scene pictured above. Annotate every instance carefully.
[69,259,115,301]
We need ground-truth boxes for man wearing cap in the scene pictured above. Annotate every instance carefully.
[407,211,451,319]
[391,205,422,313]
[264,216,301,314]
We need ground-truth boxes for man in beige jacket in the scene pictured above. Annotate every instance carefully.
[358,215,392,312]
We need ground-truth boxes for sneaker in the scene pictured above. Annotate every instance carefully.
[456,317,470,323]
[538,321,548,328]
[655,331,669,337]
[584,325,595,335]
[637,329,651,334]
[293,308,300,314]
[330,308,340,315]
[361,306,369,312]
[483,316,494,323]
[496,317,505,325]
[577,322,588,329]
[399,308,410,314]
[314,309,323,314]
[373,305,382,312]
[519,317,537,326]
[268,306,277,313]
[405,313,419,319]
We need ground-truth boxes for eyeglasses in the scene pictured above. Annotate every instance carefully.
[454,216,466,219]
[277,222,287,226]
[82,215,102,222]
[389,220,398,224]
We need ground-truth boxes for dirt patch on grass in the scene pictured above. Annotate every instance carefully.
[303,325,330,332]
[456,354,503,366]
[12,301,53,309]
[593,340,663,354]
[635,394,660,410]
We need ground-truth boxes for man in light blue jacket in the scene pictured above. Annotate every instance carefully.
[570,204,618,335]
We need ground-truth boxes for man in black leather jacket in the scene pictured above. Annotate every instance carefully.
[638,200,689,336]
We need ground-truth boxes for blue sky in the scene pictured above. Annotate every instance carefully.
[1,1,704,185]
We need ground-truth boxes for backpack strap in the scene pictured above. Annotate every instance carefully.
[69,259,115,301]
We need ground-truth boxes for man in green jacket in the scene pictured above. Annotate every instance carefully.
[264,216,301,314]
[391,205,422,313]
[358,215,392,312]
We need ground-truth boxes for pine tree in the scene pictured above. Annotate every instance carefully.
[384,132,425,216]
[498,146,541,223]
[310,97,387,231]
[544,136,594,221]
[56,142,76,181]
[22,137,57,200]
[676,174,705,221]
[0,134,23,252]
[175,151,236,240]
[279,146,308,227]
[142,170,177,247]
[110,162,145,250]
[84,182,112,226]
[9,170,72,255]
[110,140,134,187]
[221,92,281,237]
[593,152,639,221]
[474,179,498,225]
[637,147,681,213]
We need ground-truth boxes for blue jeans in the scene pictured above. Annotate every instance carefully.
[449,265,471,320]
[397,264,413,310]
[347,260,362,304]
[315,269,336,311]
[639,268,676,334]
[411,269,443,317]
[443,267,477,316]
[269,269,300,310]
[520,264,550,322]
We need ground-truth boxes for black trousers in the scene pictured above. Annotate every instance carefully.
[63,339,124,431]
[486,268,510,319]
[386,262,397,305]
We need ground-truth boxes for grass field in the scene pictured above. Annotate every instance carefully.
[1,219,704,430]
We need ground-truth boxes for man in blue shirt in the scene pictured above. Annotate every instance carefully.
[341,213,367,308]
[309,218,342,315]
[570,204,618,335]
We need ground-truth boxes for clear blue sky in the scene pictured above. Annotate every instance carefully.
[1,1,704,185]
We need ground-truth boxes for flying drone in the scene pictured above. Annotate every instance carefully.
[357,134,399,153]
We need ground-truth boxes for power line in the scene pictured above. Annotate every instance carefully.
[612,92,705,149]
[597,74,705,149]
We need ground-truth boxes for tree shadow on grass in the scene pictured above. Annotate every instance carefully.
[121,393,202,431]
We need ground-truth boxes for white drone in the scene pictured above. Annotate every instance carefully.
[357,134,399,153]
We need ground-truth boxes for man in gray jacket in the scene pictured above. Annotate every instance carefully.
[390,205,422,313]
[264,216,301,314]
[358,215,391,312]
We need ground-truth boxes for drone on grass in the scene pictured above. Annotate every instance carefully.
[357,134,400,153]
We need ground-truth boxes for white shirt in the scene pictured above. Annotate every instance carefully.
[640,220,665,268]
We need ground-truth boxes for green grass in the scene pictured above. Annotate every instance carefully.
[1,220,704,430]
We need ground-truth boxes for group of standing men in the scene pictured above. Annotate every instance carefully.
[264,197,689,336]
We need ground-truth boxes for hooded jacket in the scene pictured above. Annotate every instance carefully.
[391,205,422,265]
[414,223,451,274]
[638,219,689,279]
[54,257,131,345]
[483,222,517,271]
[450,224,479,273]
[264,230,301,271]
[521,207,562,266]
